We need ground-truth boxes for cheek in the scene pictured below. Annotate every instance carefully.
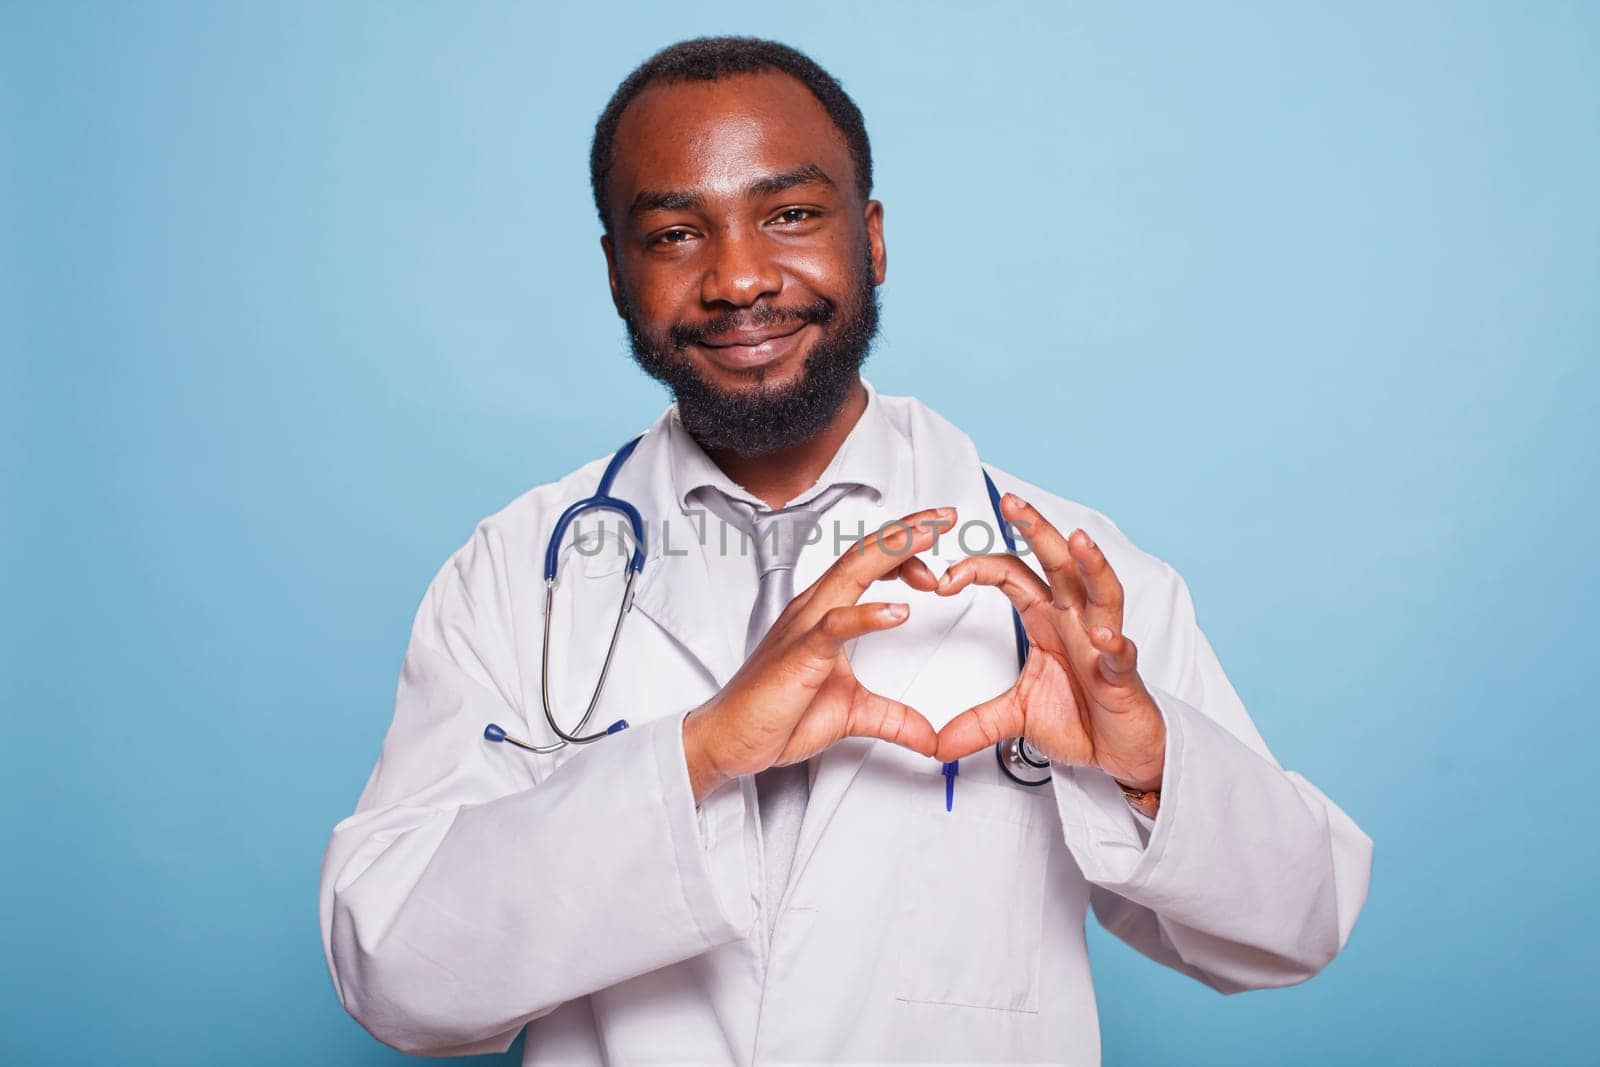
[785,241,865,302]
[622,258,701,322]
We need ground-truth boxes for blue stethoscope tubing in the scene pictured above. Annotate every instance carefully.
[983,469,1053,787]
[486,434,1052,787]
[485,437,646,755]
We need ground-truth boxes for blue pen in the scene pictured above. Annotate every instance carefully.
[941,760,959,812]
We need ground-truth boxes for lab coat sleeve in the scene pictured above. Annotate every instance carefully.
[1050,561,1373,994]
[318,528,755,1056]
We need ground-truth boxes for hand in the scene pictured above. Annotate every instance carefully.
[683,507,956,804]
[912,495,1166,793]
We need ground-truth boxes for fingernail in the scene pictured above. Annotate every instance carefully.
[1005,493,1026,508]
[886,603,909,619]
[1095,626,1114,643]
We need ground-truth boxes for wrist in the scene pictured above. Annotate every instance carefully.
[1112,766,1163,793]
[1115,779,1161,819]
[1106,706,1167,793]
[683,705,732,806]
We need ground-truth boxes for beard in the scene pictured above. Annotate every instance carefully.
[620,255,880,456]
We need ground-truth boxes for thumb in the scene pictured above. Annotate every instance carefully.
[935,690,1025,762]
[845,689,939,758]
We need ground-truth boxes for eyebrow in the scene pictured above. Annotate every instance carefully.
[628,163,836,219]
[746,163,835,198]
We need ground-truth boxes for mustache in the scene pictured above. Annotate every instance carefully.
[668,298,836,349]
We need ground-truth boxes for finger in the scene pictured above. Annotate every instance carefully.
[846,689,939,758]
[1090,627,1140,686]
[803,507,956,620]
[997,494,1084,613]
[934,689,1025,762]
[935,551,1051,609]
[798,601,912,663]
[938,553,1073,657]
[1070,529,1124,635]
[1056,604,1103,688]
[879,555,940,593]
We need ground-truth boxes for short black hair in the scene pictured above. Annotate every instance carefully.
[589,36,874,233]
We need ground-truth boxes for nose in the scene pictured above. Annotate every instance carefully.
[700,231,782,308]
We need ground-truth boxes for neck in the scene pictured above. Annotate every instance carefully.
[702,377,868,510]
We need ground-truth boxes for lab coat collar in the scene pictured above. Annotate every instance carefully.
[587,410,747,689]
[667,376,895,512]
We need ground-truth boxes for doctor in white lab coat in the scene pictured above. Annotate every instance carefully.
[318,36,1372,1066]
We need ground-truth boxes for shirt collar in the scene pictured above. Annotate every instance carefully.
[668,375,896,512]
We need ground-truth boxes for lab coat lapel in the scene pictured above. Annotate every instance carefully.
[572,414,745,693]
[788,399,995,891]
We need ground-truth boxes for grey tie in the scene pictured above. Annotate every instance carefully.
[703,481,857,929]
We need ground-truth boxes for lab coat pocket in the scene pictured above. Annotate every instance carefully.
[892,776,1051,1013]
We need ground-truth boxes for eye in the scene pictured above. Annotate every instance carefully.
[772,207,819,225]
[650,227,695,246]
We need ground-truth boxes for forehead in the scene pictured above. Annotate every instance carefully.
[608,71,856,212]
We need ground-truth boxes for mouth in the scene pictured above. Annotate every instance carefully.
[693,322,813,372]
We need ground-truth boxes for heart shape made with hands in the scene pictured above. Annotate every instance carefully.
[884,495,1168,791]
[689,501,1165,803]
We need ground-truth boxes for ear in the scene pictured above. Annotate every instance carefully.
[864,200,887,286]
[601,233,626,318]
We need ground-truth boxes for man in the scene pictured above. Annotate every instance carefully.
[319,36,1372,1064]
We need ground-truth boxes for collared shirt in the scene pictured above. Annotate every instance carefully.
[666,376,898,630]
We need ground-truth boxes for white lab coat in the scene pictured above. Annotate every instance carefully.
[319,384,1372,1064]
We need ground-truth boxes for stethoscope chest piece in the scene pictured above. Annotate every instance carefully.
[996,735,1053,787]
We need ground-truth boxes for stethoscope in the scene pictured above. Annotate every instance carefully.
[483,434,1054,788]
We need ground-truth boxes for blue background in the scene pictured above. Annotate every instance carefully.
[3,2,1595,1064]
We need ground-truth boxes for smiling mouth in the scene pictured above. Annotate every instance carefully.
[693,322,813,370]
